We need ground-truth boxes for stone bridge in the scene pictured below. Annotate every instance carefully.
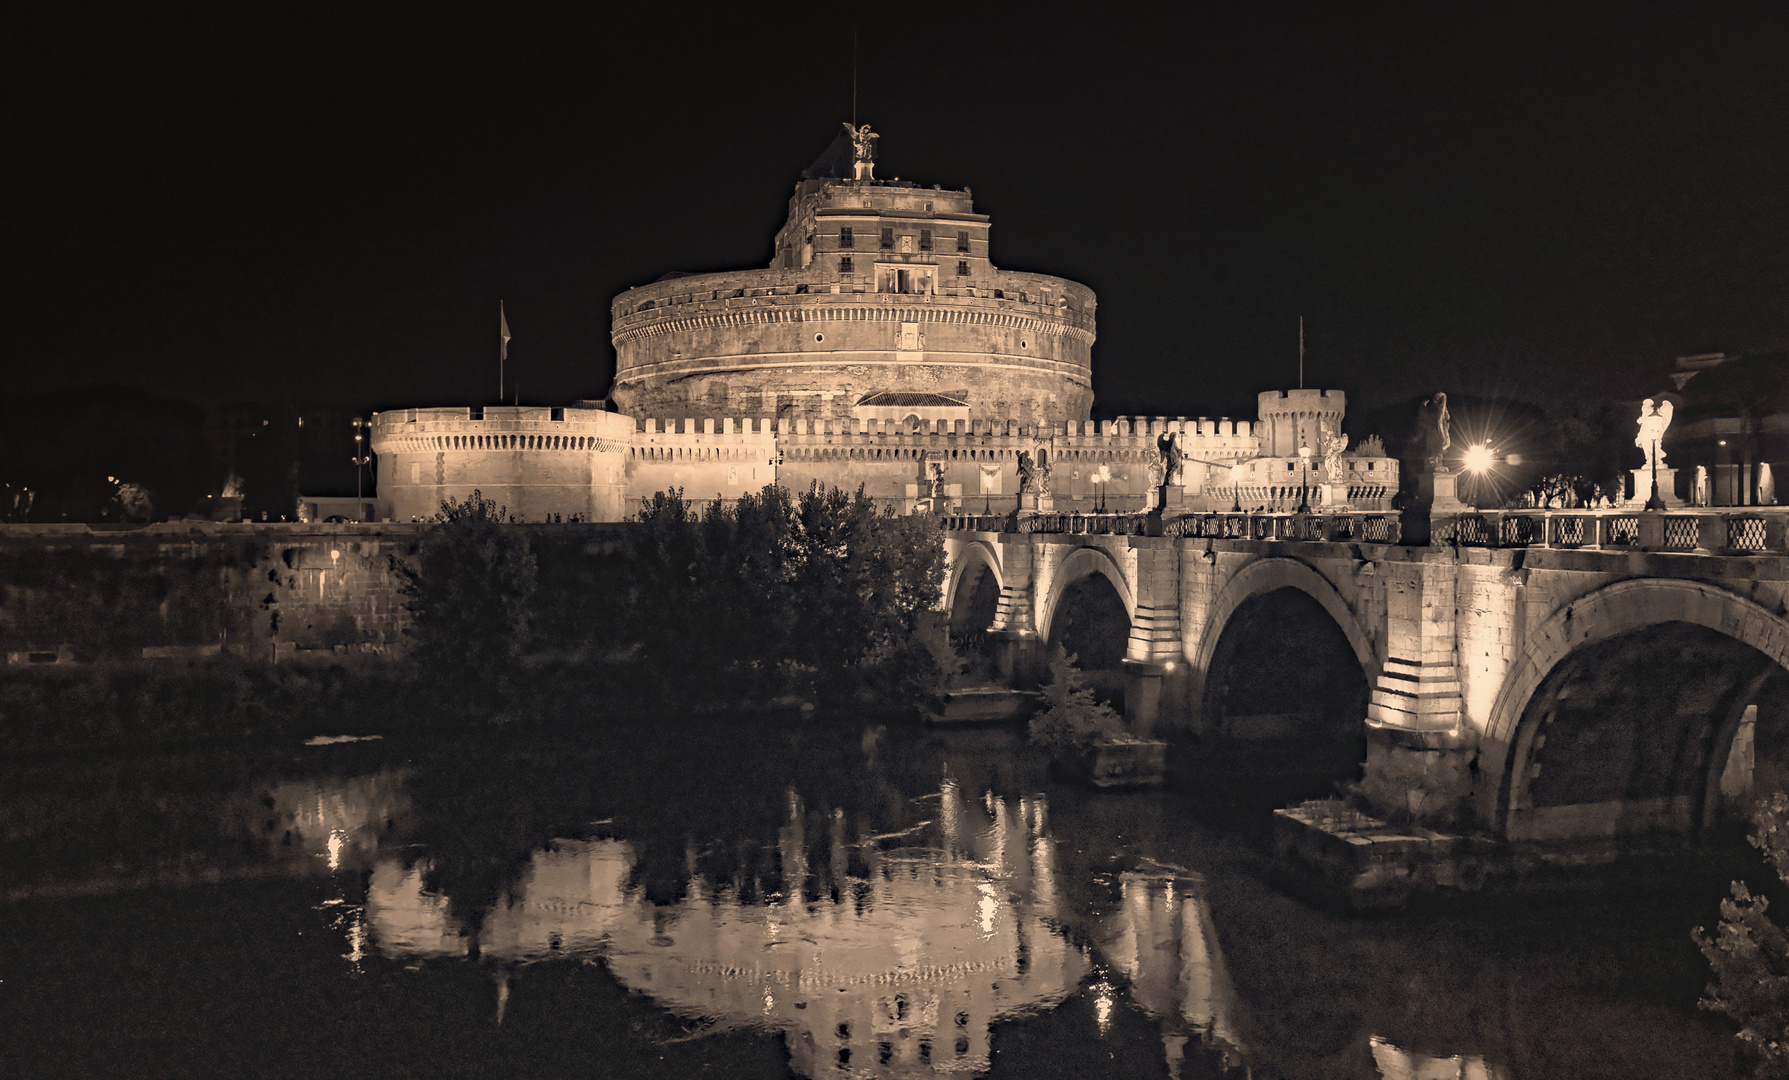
[943,507,1789,846]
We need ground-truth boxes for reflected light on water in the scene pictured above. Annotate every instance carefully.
[362,783,1088,1078]
[1092,977,1116,1036]
[1370,1035,1510,1080]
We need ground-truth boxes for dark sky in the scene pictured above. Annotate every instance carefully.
[8,4,1787,421]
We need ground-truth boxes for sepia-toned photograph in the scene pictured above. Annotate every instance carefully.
[3,5,1788,1077]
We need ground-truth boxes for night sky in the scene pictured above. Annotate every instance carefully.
[9,4,1787,422]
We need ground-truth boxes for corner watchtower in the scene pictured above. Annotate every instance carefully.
[1257,389,1347,457]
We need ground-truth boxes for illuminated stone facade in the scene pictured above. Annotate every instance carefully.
[610,176,1095,426]
[368,133,1395,522]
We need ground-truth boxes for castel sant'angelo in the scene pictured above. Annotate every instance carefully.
[369,126,1396,522]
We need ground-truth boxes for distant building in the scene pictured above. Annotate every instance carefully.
[370,129,1395,522]
[1665,351,1789,506]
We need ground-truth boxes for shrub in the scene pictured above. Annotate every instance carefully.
[1027,647,1127,757]
[1696,792,1789,1077]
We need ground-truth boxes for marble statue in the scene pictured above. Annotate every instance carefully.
[844,123,878,165]
[1322,429,1349,483]
[1158,431,1184,487]
[1419,393,1452,462]
[1636,398,1673,471]
[1016,450,1036,495]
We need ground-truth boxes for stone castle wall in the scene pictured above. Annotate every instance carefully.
[369,406,635,523]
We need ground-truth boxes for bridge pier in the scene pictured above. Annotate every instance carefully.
[1122,659,1166,737]
[989,628,1042,684]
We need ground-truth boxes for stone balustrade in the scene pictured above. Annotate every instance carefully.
[1436,508,1789,555]
[943,510,1402,544]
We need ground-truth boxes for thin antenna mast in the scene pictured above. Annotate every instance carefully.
[1298,315,1305,390]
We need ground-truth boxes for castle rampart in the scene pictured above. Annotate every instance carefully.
[369,405,634,523]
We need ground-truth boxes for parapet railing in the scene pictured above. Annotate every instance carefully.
[1167,511,1402,544]
[940,510,1402,543]
[1435,509,1789,555]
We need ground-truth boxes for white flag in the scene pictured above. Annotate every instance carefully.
[500,302,512,361]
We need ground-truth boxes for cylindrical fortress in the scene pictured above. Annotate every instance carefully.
[609,176,1095,426]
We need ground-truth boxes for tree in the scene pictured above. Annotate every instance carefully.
[394,490,537,715]
[620,483,947,710]
[1696,792,1789,1077]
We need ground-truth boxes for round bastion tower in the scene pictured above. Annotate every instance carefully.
[608,125,1096,428]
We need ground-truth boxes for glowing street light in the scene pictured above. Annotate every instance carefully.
[1462,442,1496,474]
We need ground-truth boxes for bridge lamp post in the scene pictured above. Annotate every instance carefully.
[1230,462,1243,513]
[350,418,372,501]
[1644,435,1667,511]
[1296,442,1312,514]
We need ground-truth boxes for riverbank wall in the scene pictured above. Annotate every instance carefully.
[0,522,423,667]
[0,522,632,669]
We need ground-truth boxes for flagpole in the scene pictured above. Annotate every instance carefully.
[1298,315,1304,390]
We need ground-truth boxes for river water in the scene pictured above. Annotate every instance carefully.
[0,715,1751,1078]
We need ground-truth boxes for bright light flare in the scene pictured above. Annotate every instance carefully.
[1462,444,1496,474]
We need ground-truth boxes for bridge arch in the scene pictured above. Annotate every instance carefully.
[1188,555,1378,802]
[945,540,1004,641]
[1035,544,1136,648]
[944,540,1003,616]
[1191,557,1378,690]
[1487,578,1789,840]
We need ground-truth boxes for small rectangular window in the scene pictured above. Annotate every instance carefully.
[880,227,894,249]
[469,406,483,420]
[551,407,565,421]
[956,260,969,276]
[840,256,853,274]
[919,229,932,251]
[957,230,970,252]
[794,283,808,294]
[840,226,854,249]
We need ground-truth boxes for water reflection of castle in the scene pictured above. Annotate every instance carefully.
[356,775,1250,1078]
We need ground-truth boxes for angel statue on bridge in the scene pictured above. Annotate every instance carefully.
[1322,429,1350,484]
[1636,398,1673,471]
[1419,393,1451,466]
[1157,431,1185,487]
